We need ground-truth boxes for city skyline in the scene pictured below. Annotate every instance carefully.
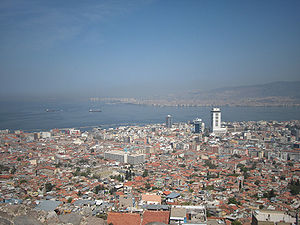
[1,0,300,98]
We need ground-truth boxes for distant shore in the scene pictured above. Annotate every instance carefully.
[91,97,300,107]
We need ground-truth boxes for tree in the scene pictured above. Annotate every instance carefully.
[10,167,16,174]
[288,179,300,195]
[142,169,148,177]
[204,160,217,169]
[109,187,117,195]
[228,197,240,205]
[68,197,73,203]
[232,220,242,225]
[251,162,257,170]
[45,183,54,192]
[243,171,250,180]
[125,170,133,180]
[206,210,212,218]
[20,179,27,184]
[145,183,151,190]
[55,162,62,168]
[263,189,276,199]
[86,168,91,175]
[94,185,101,194]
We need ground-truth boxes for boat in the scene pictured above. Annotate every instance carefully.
[89,109,102,112]
[45,109,59,112]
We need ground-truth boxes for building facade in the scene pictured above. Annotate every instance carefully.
[211,108,226,134]
[166,115,173,128]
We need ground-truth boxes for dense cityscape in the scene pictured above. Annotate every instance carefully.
[0,108,299,225]
[1,0,300,224]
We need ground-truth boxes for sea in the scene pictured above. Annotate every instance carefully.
[0,99,300,132]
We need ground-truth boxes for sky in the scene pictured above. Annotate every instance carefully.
[0,0,299,98]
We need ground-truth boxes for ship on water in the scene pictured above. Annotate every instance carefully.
[45,109,60,112]
[89,109,102,112]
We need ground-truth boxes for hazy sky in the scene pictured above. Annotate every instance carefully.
[0,0,299,98]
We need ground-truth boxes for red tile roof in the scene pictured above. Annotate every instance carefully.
[107,212,141,225]
[142,210,170,225]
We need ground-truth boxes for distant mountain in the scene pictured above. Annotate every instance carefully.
[209,81,300,99]
[184,81,300,106]
[93,81,300,106]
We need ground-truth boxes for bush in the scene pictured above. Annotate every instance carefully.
[45,183,54,192]
[232,220,242,225]
[228,197,240,205]
[68,197,73,203]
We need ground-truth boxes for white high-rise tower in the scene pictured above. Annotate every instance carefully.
[211,107,226,134]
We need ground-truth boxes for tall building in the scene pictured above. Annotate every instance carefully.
[211,108,226,134]
[193,118,204,133]
[166,115,172,128]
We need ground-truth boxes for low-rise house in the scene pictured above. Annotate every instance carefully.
[141,193,161,205]
[251,210,296,225]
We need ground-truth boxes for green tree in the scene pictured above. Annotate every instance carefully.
[243,172,250,179]
[204,160,217,169]
[86,168,91,175]
[45,183,54,192]
[288,179,300,195]
[10,167,16,174]
[232,220,242,225]
[20,179,27,184]
[109,187,117,195]
[94,185,101,194]
[206,210,212,218]
[263,189,276,199]
[142,169,149,177]
[228,197,240,205]
[145,183,151,190]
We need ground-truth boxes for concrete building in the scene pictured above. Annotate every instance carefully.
[127,154,145,165]
[211,108,226,135]
[166,115,173,128]
[104,151,127,163]
[104,150,145,165]
[251,210,296,225]
[194,118,205,133]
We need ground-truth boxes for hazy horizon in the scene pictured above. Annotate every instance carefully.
[1,0,300,99]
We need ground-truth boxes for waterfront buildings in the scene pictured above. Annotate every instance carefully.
[0,117,300,224]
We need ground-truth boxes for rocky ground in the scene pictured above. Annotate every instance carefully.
[0,204,106,225]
